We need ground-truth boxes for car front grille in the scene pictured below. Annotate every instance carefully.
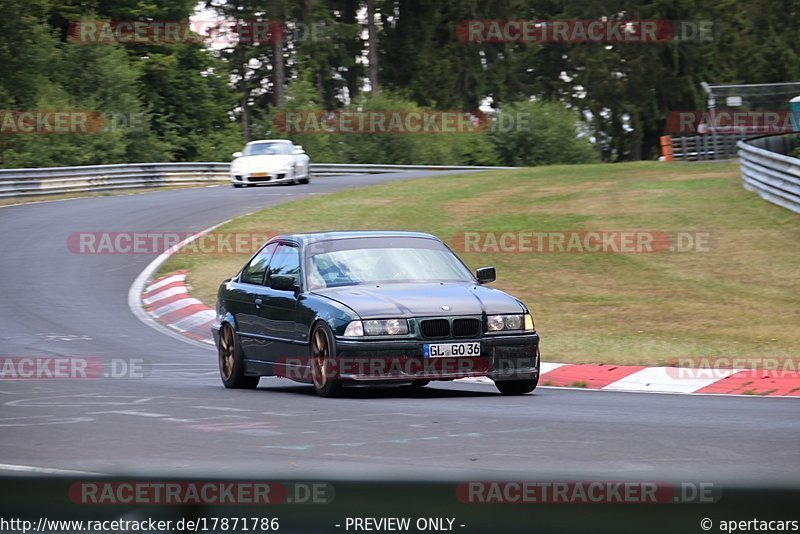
[452,318,480,338]
[420,319,449,339]
[419,318,481,339]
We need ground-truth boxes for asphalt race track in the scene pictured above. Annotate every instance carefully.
[0,172,798,482]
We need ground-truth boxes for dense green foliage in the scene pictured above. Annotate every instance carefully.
[1,0,797,167]
[488,101,596,166]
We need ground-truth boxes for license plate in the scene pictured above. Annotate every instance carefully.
[424,342,481,358]
[251,172,268,177]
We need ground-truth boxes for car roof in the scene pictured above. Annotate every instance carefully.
[246,139,293,145]
[269,231,441,246]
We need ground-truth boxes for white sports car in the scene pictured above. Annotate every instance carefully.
[230,140,311,188]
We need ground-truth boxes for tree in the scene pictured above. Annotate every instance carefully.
[366,0,380,92]
[488,100,597,166]
[272,0,286,106]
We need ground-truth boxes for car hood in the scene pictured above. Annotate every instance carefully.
[312,283,525,318]
[232,155,294,171]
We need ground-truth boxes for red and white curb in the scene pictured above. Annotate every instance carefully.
[142,271,215,344]
[464,363,800,397]
[128,219,231,350]
[141,271,800,397]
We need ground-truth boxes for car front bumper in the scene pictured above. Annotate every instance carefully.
[230,170,292,184]
[331,333,540,382]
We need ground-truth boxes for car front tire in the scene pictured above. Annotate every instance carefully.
[218,323,259,389]
[494,376,538,395]
[310,322,342,398]
[232,182,243,188]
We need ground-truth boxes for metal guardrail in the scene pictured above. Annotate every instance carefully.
[737,134,800,214]
[0,162,512,199]
[670,134,747,161]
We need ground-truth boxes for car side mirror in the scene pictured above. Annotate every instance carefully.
[232,151,243,158]
[269,274,298,291]
[476,266,496,284]
[293,145,304,155]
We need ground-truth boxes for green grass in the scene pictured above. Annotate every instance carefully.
[160,161,800,366]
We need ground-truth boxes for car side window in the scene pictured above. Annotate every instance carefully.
[267,244,301,286]
[240,242,278,285]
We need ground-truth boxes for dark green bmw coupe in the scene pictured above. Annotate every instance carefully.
[212,231,540,397]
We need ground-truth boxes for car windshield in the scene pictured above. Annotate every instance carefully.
[306,237,474,289]
[243,142,292,156]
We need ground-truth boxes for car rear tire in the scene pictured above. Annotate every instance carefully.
[494,376,538,395]
[408,379,430,388]
[218,323,259,389]
[310,322,342,398]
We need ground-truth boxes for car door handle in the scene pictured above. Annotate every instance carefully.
[255,298,263,308]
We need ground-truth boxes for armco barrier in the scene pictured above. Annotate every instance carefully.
[0,162,513,199]
[737,134,800,214]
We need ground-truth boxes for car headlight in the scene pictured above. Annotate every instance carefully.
[343,321,364,337]
[487,314,532,332]
[343,319,408,337]
[487,315,505,331]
